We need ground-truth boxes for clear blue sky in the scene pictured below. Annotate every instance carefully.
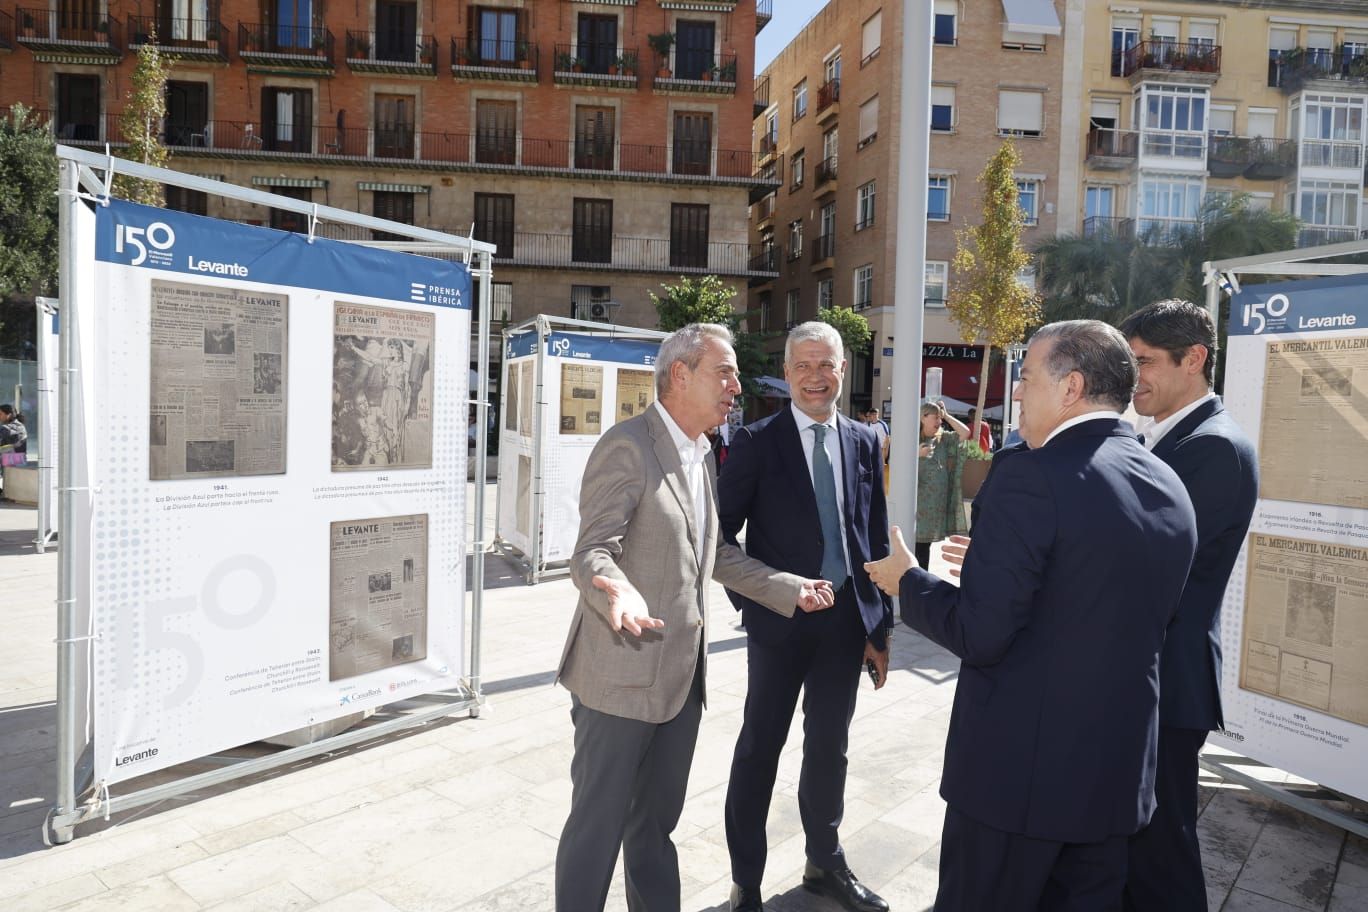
[756,0,830,71]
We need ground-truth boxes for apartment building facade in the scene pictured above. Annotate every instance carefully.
[1061,0,1368,248]
[749,0,1065,418]
[0,0,778,371]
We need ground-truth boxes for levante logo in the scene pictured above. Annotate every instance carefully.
[114,220,176,266]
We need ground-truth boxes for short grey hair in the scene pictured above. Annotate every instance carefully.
[1029,319,1137,411]
[783,321,844,365]
[655,323,734,396]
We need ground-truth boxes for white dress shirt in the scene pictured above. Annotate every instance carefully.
[1142,392,1215,451]
[790,404,851,577]
[654,401,711,561]
[1041,410,1125,447]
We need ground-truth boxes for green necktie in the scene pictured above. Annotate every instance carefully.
[811,424,847,590]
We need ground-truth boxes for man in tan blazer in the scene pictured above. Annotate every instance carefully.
[555,323,834,912]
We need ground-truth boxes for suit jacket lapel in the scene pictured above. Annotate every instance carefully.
[1151,397,1222,460]
[646,406,701,558]
[776,408,821,520]
[838,413,860,531]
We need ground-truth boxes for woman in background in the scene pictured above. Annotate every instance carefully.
[914,400,969,569]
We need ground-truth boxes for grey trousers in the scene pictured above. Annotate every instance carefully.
[554,656,704,912]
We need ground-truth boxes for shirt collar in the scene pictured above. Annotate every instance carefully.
[654,400,711,461]
[1040,410,1125,447]
[1143,392,1215,451]
[790,402,837,435]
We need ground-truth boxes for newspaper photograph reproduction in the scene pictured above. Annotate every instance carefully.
[149,279,288,480]
[332,303,435,470]
[329,514,429,681]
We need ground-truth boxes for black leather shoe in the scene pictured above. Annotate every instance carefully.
[729,883,764,912]
[802,862,889,912]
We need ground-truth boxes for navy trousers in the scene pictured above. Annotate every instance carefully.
[1124,725,1210,912]
[725,584,867,886]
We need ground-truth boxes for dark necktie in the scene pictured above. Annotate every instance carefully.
[811,424,847,590]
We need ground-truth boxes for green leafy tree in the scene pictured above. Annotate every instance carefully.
[949,140,1042,445]
[114,39,171,206]
[650,275,770,398]
[817,305,872,357]
[0,104,58,354]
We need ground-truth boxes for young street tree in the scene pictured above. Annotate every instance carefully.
[818,305,872,358]
[650,274,770,399]
[949,140,1041,446]
[0,104,58,355]
[115,39,171,206]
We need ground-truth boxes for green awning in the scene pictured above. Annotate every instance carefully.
[357,182,430,193]
[251,176,328,188]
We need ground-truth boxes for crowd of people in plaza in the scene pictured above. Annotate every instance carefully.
[552,300,1258,912]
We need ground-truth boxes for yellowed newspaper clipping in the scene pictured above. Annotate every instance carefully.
[560,364,603,435]
[616,368,656,423]
[1240,532,1368,726]
[329,514,429,681]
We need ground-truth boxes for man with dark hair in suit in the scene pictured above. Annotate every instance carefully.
[866,319,1198,911]
[720,321,892,912]
[1119,300,1259,912]
[555,323,834,912]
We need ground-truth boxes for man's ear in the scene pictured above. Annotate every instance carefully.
[1061,369,1087,406]
[1184,344,1209,376]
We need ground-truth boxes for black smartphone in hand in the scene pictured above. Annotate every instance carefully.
[865,658,880,686]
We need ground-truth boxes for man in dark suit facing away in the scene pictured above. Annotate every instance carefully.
[1120,300,1259,912]
[866,320,1198,911]
[719,321,893,912]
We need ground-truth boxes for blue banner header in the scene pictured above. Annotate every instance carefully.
[1228,273,1367,336]
[506,331,538,359]
[547,333,659,366]
[95,199,470,309]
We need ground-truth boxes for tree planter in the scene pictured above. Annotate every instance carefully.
[961,458,991,500]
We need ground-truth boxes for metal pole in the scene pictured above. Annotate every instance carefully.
[52,159,80,844]
[467,249,492,707]
[35,298,55,554]
[526,315,549,583]
[888,0,934,536]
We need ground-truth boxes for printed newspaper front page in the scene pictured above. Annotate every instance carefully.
[616,368,656,424]
[559,364,603,435]
[1258,335,1368,508]
[332,303,435,470]
[1240,532,1368,726]
[329,514,429,681]
[149,279,288,480]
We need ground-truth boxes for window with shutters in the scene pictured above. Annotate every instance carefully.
[474,193,515,258]
[858,95,878,148]
[1111,16,1139,77]
[676,20,716,80]
[997,90,1043,137]
[261,87,313,153]
[793,79,808,121]
[475,99,516,164]
[853,264,874,310]
[577,13,618,74]
[861,10,881,65]
[376,0,418,62]
[933,0,956,46]
[856,180,876,230]
[786,289,800,327]
[573,198,613,264]
[371,191,415,241]
[670,204,710,269]
[375,94,415,159]
[931,85,954,132]
[165,81,208,147]
[575,105,615,171]
[270,186,312,233]
[672,111,712,176]
[474,6,521,64]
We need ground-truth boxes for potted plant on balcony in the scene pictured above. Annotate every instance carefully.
[701,64,714,82]
[648,31,674,77]
[555,49,575,72]
[718,58,737,83]
[19,11,35,38]
[617,52,637,76]
[516,39,532,69]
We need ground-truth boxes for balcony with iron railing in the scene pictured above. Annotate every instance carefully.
[1206,134,1296,179]
[758,132,778,159]
[1082,216,1135,240]
[126,16,226,60]
[486,231,778,276]
[1298,225,1364,247]
[1134,219,1198,244]
[450,37,538,81]
[655,51,738,94]
[1119,39,1221,81]
[754,194,776,224]
[237,22,333,70]
[815,155,838,188]
[553,43,641,89]
[756,0,772,33]
[1300,139,1364,171]
[1269,46,1368,91]
[15,7,121,58]
[1141,129,1206,160]
[1085,127,1138,169]
[817,78,840,116]
[345,30,437,74]
[754,74,770,117]
[811,232,835,265]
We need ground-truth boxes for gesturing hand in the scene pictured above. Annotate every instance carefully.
[941,534,971,579]
[592,575,665,636]
[797,579,835,613]
[863,525,916,597]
